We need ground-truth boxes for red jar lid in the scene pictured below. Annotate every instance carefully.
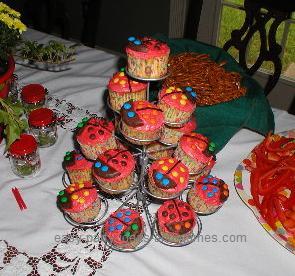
[28,108,55,127]
[9,134,38,156]
[21,84,46,104]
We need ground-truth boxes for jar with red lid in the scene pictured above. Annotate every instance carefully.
[28,108,57,147]
[21,83,47,112]
[8,134,41,178]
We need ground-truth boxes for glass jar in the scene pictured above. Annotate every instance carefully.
[8,134,41,178]
[28,108,57,147]
[21,83,47,112]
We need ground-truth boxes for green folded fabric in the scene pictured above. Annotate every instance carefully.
[153,35,275,153]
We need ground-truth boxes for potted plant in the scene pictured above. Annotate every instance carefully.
[0,2,27,147]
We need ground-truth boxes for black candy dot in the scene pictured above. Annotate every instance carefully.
[121,161,127,167]
[178,202,184,207]
[88,127,94,132]
[112,159,118,164]
[169,213,176,219]
[98,130,104,135]
[162,211,168,217]
[89,134,96,139]
[168,204,174,210]
[182,212,189,217]
[122,154,128,159]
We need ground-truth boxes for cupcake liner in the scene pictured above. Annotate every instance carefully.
[67,169,93,184]
[146,143,175,160]
[174,146,206,174]
[121,122,162,145]
[111,230,144,250]
[158,224,193,243]
[66,197,101,223]
[187,189,220,214]
[159,125,184,145]
[127,55,169,79]
[79,135,118,160]
[158,101,192,124]
[109,88,146,112]
[94,172,134,195]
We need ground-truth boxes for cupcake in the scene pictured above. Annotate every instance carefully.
[57,182,100,223]
[126,36,170,79]
[93,149,135,194]
[76,117,117,160]
[108,69,147,112]
[120,100,164,145]
[157,199,196,243]
[148,157,189,198]
[157,86,197,125]
[174,132,216,175]
[63,150,93,184]
[146,141,175,160]
[160,117,197,145]
[104,208,144,249]
[187,175,229,215]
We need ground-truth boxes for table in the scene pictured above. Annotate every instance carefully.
[0,29,295,276]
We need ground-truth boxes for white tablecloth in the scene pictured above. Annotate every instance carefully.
[0,29,295,276]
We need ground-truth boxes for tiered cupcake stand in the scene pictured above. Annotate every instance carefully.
[62,71,203,252]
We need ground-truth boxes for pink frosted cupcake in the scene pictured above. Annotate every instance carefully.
[146,141,175,160]
[63,150,93,183]
[174,132,216,175]
[104,208,144,249]
[126,36,170,79]
[120,100,164,145]
[108,69,147,112]
[157,199,196,243]
[76,117,117,160]
[57,182,100,223]
[147,157,189,198]
[93,149,135,194]
[187,175,229,214]
[158,86,197,125]
[160,117,197,145]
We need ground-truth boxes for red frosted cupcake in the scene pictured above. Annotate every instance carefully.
[146,141,175,160]
[174,132,216,175]
[158,86,197,125]
[160,117,197,145]
[57,182,100,223]
[187,175,229,215]
[120,100,164,145]
[76,117,117,160]
[93,149,135,194]
[126,36,170,79]
[104,208,144,249]
[148,157,189,198]
[108,69,147,112]
[63,150,93,184]
[157,199,196,243]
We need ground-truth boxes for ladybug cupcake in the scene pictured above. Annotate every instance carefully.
[158,86,197,125]
[126,36,170,79]
[75,117,117,160]
[63,150,93,184]
[108,69,147,112]
[120,100,164,145]
[104,208,144,249]
[160,117,197,145]
[148,157,189,198]
[187,175,229,215]
[157,199,196,243]
[57,182,100,223]
[93,149,135,194]
[174,132,216,175]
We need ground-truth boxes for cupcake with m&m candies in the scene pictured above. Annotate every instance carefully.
[148,157,189,198]
[93,149,135,194]
[63,150,93,184]
[108,69,147,112]
[157,199,196,243]
[157,86,197,125]
[57,182,101,223]
[75,117,117,160]
[187,175,229,215]
[159,117,197,145]
[120,100,164,145]
[146,141,175,160]
[126,36,170,79]
[174,132,216,175]
[104,208,144,249]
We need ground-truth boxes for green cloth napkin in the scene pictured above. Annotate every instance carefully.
[153,35,275,153]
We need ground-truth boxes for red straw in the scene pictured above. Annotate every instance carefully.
[12,188,23,210]
[11,187,27,210]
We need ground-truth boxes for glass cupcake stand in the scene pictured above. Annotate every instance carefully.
[62,71,206,252]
